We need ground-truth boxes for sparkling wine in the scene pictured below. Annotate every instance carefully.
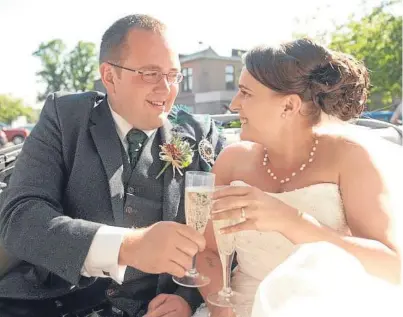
[212,218,237,257]
[185,187,213,234]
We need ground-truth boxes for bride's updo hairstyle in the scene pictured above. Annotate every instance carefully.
[243,38,370,123]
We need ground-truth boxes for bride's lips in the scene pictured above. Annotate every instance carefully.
[240,116,248,125]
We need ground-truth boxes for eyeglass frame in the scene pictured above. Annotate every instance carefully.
[106,62,184,85]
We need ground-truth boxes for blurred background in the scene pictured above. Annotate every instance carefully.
[0,0,401,145]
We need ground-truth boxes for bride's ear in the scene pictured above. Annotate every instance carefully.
[283,94,302,118]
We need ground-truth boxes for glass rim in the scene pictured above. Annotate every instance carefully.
[185,171,215,177]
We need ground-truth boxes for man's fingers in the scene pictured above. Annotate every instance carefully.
[175,235,199,257]
[171,248,193,271]
[167,260,186,278]
[176,225,206,252]
[145,300,177,317]
[148,294,169,312]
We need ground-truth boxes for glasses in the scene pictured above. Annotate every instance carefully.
[107,62,183,84]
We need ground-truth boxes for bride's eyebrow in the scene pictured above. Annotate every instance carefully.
[239,84,252,92]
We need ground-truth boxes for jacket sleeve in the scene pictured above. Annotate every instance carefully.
[0,93,102,285]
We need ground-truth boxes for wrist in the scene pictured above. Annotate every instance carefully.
[278,206,303,234]
[118,228,146,267]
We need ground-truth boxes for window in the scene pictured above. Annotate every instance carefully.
[181,68,193,92]
[225,65,235,90]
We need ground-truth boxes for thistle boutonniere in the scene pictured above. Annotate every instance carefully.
[156,134,194,179]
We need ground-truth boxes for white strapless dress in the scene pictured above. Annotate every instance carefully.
[193,181,402,317]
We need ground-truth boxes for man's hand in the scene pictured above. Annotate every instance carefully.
[118,221,206,277]
[145,294,191,317]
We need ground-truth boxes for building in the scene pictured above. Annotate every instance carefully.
[176,47,245,114]
[93,47,246,115]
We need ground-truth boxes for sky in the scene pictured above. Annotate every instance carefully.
[0,0,398,108]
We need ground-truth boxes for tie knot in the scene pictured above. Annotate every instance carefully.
[126,129,147,147]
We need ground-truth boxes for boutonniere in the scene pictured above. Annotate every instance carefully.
[156,134,194,179]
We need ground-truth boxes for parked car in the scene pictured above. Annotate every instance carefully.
[360,110,394,123]
[0,130,8,148]
[212,114,402,146]
[1,127,30,145]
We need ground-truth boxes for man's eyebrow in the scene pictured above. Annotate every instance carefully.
[140,64,180,71]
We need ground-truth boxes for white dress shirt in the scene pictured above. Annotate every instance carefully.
[80,102,155,284]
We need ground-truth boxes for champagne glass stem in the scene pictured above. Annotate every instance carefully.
[220,252,235,295]
[188,255,197,275]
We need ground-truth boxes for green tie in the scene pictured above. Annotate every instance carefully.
[126,128,148,169]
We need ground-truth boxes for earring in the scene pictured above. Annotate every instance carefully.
[281,112,286,118]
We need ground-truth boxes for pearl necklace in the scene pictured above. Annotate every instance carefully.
[262,138,319,184]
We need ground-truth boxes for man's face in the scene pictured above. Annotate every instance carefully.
[101,29,181,130]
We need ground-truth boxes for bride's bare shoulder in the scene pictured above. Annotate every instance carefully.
[212,141,262,181]
[217,141,260,160]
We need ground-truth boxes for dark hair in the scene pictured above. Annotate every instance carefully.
[99,14,166,64]
[243,38,370,122]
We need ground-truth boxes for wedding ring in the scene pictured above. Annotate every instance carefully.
[241,207,246,219]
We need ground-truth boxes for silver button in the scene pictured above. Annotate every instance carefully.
[125,206,134,214]
[128,187,134,194]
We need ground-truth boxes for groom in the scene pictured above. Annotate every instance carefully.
[0,14,223,317]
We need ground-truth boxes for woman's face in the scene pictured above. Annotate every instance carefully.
[230,68,289,143]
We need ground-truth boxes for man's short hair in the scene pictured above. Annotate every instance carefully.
[99,14,166,64]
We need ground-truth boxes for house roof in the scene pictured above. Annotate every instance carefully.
[179,47,242,63]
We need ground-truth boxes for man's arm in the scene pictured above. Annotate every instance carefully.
[0,93,101,285]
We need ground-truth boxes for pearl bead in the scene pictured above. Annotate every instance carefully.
[292,172,296,176]
[280,180,285,184]
[313,147,317,151]
[267,169,271,173]
[273,176,277,180]
[285,178,290,182]
[310,152,314,156]
[309,158,313,162]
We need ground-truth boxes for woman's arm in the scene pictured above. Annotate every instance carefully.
[280,141,402,284]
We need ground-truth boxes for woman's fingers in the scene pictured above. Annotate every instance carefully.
[219,219,255,234]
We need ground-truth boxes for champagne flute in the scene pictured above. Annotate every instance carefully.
[207,185,245,307]
[172,171,215,288]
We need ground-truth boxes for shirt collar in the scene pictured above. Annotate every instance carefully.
[107,99,156,142]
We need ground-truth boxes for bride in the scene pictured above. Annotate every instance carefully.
[194,38,402,316]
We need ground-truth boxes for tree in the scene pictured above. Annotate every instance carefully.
[329,0,402,107]
[0,95,37,124]
[293,0,402,108]
[33,39,68,101]
[65,41,98,92]
[33,40,98,101]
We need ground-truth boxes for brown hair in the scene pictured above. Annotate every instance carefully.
[99,14,167,64]
[243,38,370,122]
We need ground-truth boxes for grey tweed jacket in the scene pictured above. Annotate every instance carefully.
[0,91,223,315]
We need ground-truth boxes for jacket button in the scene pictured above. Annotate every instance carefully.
[125,206,134,214]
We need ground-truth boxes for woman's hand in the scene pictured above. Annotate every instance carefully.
[211,185,300,234]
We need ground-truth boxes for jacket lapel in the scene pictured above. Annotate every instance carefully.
[159,119,184,222]
[89,98,125,225]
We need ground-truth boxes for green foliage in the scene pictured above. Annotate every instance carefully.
[33,40,98,101]
[293,0,402,108]
[0,95,37,124]
[329,1,402,106]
